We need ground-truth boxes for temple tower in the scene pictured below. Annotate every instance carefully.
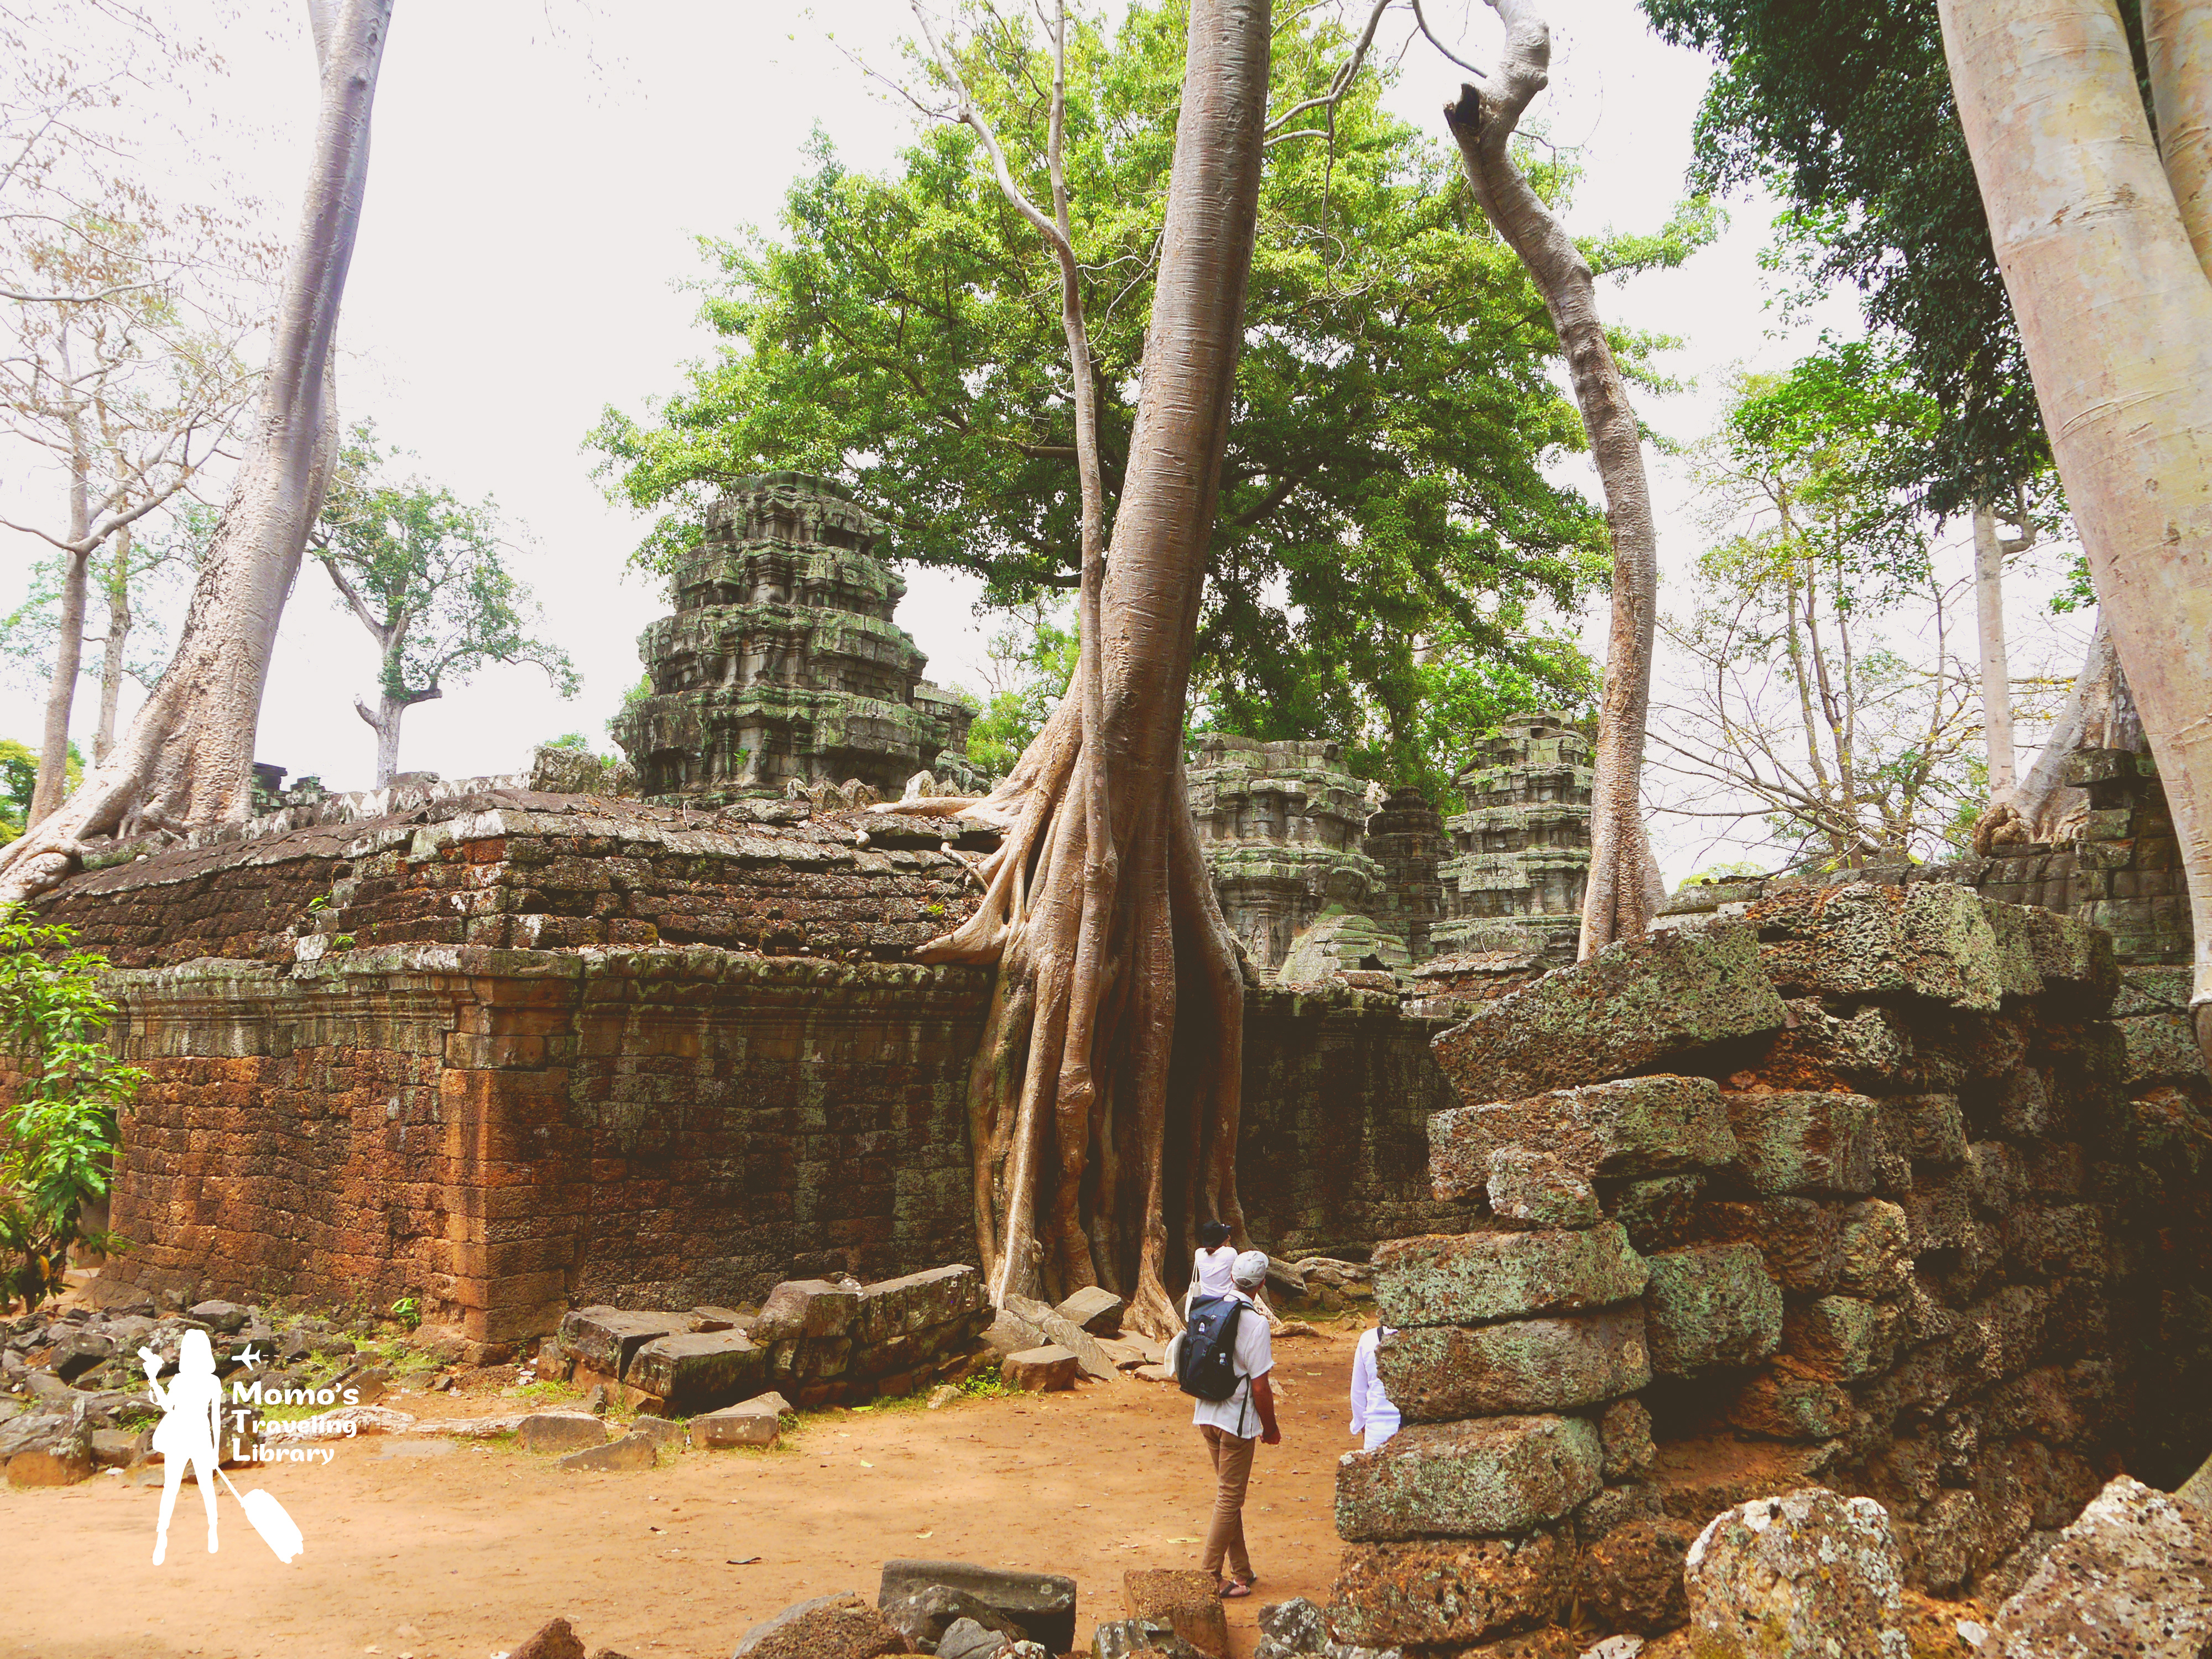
[1187,734,1389,975]
[1433,712,1593,964]
[611,472,972,805]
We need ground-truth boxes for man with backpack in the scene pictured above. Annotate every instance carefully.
[1176,1247,1279,1600]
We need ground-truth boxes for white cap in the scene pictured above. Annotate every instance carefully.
[1231,1249,1270,1288]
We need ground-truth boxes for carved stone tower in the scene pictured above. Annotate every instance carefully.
[1187,734,1388,975]
[611,472,972,805]
[1434,712,1593,964]
[1360,786,1448,964]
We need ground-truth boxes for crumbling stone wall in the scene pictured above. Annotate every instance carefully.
[1329,887,2212,1652]
[1659,745,2193,971]
[34,795,1478,1352]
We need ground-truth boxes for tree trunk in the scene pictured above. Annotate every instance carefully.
[1940,0,2212,1058]
[29,369,93,827]
[94,525,132,764]
[357,684,435,786]
[1443,0,1666,957]
[1972,504,2017,797]
[877,0,1269,1336]
[0,0,390,902]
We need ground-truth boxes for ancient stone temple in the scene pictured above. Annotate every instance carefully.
[1434,711,1593,964]
[609,472,973,806]
[1187,734,1389,974]
[1360,785,1448,963]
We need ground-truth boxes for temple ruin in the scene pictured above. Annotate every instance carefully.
[608,471,973,806]
[1434,710,1595,963]
[1186,734,1390,975]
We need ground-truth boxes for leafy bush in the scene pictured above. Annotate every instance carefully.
[0,910,141,1311]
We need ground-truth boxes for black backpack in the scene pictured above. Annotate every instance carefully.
[1177,1295,1246,1404]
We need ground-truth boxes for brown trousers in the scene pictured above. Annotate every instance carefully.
[1199,1423,1257,1581]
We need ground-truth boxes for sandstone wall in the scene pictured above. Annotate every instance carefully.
[1328,886,2212,1653]
[82,958,1472,1353]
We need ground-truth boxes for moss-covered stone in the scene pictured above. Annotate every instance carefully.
[1782,1295,1898,1382]
[1644,1244,1783,1375]
[1600,1396,1657,1481]
[1378,1306,1650,1420]
[1328,1531,1570,1647]
[1728,1364,1854,1440]
[1723,1089,1878,1196]
[1430,1075,1740,1199]
[1333,1414,1603,1541]
[1374,1220,1650,1326]
[1837,1200,1913,1297]
[1614,1173,1707,1253]
[1749,881,2007,1011]
[1430,921,1787,1102]
[1484,1147,1600,1227]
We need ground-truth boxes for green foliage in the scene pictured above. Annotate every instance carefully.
[315,423,580,735]
[1679,860,1767,886]
[588,3,1712,785]
[606,674,652,747]
[541,732,592,752]
[0,738,81,842]
[389,1295,421,1329]
[1663,348,1986,862]
[0,911,140,1311]
[964,602,1078,779]
[1642,0,2074,516]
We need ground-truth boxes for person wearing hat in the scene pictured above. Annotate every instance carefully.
[1192,1247,1279,1599]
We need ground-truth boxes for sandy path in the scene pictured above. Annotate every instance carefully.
[0,1328,1364,1659]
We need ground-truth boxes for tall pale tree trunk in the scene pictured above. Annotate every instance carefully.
[1940,0,2212,1058]
[357,682,439,786]
[878,0,1269,1335]
[1443,0,1667,957]
[1971,505,2017,798]
[94,525,132,764]
[30,383,92,825]
[0,0,390,902]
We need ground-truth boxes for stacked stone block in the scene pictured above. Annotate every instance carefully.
[556,1264,991,1412]
[1328,888,2212,1652]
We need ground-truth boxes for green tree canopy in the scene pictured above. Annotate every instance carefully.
[592,2,1711,791]
[1657,344,1993,862]
[314,426,579,784]
[1640,0,2080,517]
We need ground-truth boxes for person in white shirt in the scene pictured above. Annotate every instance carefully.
[1348,1322,1401,1451]
[1191,1249,1279,1600]
[1185,1220,1237,1314]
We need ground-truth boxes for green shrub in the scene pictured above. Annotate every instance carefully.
[0,910,141,1311]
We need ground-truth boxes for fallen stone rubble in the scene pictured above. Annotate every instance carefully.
[1,1292,398,1486]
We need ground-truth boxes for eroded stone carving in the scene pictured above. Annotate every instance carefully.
[609,471,973,805]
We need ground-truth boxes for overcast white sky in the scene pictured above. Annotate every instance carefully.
[1,0,2075,878]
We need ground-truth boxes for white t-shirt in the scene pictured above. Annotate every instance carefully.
[1349,1325,1401,1452]
[1189,1290,1274,1438]
[1188,1245,1237,1308]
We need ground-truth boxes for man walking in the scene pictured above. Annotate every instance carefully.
[1192,1248,1279,1599]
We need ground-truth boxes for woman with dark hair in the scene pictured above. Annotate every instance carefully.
[1185,1220,1236,1316]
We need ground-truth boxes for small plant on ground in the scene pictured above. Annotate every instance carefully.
[389,1294,421,1328]
[0,910,141,1312]
[956,1366,1013,1401]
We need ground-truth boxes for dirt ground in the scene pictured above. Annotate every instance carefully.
[0,1325,1369,1659]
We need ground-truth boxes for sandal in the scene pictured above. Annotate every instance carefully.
[1218,1579,1254,1599]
